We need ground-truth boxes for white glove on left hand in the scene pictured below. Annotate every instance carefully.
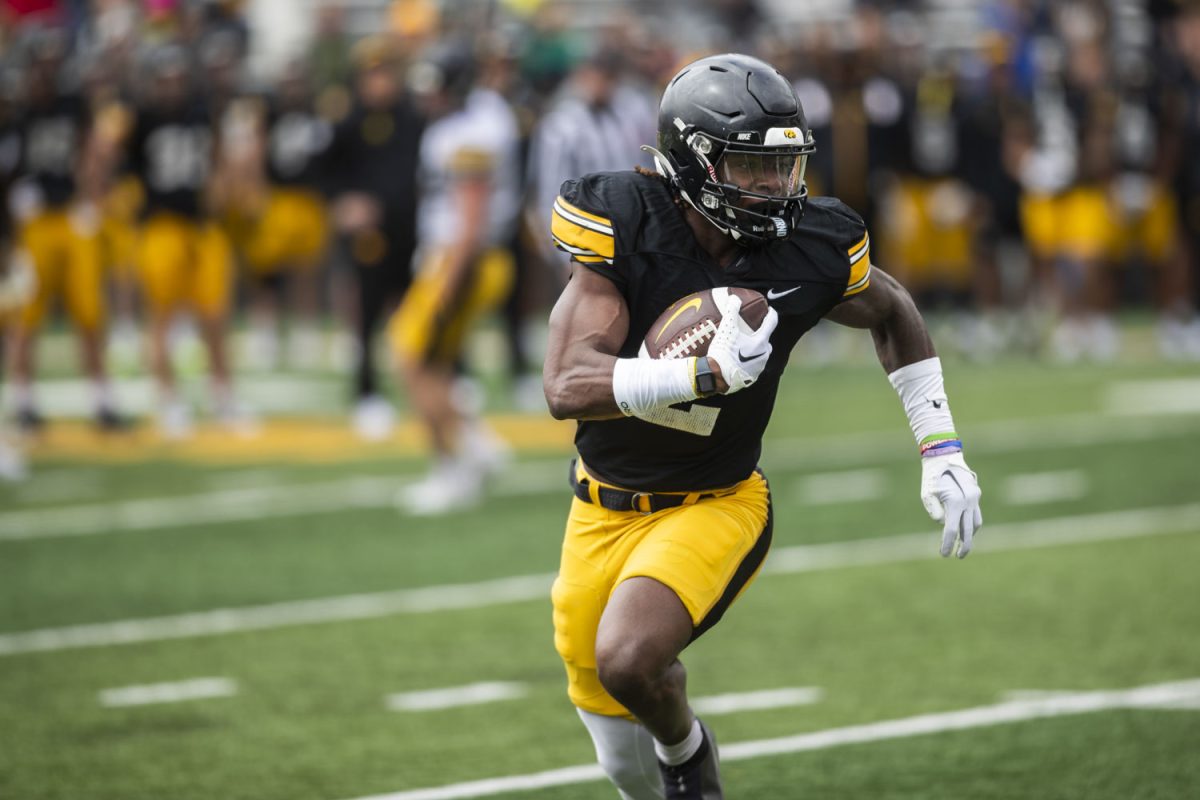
[921,452,983,558]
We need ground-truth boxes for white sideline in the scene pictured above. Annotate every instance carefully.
[339,679,1200,800]
[3,411,1200,541]
[1,502,1198,658]
[98,677,237,708]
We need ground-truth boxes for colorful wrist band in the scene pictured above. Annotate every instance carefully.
[920,433,962,457]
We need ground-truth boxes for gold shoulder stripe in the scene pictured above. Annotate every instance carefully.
[571,254,610,264]
[843,261,871,297]
[552,206,615,259]
[848,232,870,257]
[555,195,612,228]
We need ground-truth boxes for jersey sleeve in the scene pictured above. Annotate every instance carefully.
[843,227,872,298]
[802,196,872,300]
[551,177,616,267]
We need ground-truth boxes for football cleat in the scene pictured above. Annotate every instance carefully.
[16,407,46,434]
[353,394,396,442]
[93,407,134,433]
[395,458,483,516]
[658,720,724,799]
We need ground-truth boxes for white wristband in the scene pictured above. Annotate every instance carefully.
[612,357,699,417]
[887,357,961,456]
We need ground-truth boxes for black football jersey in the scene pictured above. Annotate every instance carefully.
[127,101,214,218]
[20,93,88,208]
[265,100,331,188]
[552,170,871,491]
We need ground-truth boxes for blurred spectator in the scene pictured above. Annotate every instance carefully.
[391,38,520,514]
[324,35,423,440]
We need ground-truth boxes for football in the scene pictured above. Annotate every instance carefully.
[642,287,769,360]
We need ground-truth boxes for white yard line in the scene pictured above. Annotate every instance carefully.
[339,679,1200,800]
[795,470,885,506]
[1001,470,1089,506]
[692,687,823,716]
[385,682,529,712]
[2,502,1198,658]
[1000,688,1200,712]
[1105,379,1200,416]
[3,411,1200,542]
[98,677,237,708]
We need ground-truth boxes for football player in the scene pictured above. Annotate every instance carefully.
[235,61,332,369]
[389,40,520,514]
[7,27,126,432]
[117,44,244,437]
[542,54,984,799]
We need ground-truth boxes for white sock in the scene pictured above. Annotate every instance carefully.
[13,382,34,412]
[654,718,703,766]
[91,379,115,414]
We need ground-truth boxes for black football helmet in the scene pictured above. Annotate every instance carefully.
[644,54,816,245]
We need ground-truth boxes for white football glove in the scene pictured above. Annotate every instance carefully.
[920,452,983,558]
[707,287,779,395]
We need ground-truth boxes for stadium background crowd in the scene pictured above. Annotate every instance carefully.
[1,0,1200,483]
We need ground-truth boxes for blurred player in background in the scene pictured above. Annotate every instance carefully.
[391,40,519,515]
[7,26,126,432]
[235,60,332,370]
[117,43,243,437]
[543,54,983,799]
[1166,5,1200,357]
[325,36,423,440]
[0,72,32,479]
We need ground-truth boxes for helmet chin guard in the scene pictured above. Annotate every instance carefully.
[652,54,817,246]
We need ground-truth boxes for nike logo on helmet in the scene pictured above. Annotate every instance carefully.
[766,286,801,300]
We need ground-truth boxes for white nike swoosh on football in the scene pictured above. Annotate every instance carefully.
[767,286,802,300]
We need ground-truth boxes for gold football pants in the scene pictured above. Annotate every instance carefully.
[552,460,772,718]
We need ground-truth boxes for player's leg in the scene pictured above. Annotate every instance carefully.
[347,227,395,439]
[64,220,125,429]
[241,190,286,370]
[577,708,663,800]
[391,249,513,513]
[284,190,329,368]
[556,466,772,798]
[137,214,190,436]
[8,212,63,431]
[193,221,247,427]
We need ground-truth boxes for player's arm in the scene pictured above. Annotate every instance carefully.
[542,263,631,420]
[827,265,984,559]
[824,265,934,371]
[544,264,775,420]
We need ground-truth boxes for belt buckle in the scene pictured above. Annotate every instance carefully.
[630,491,653,515]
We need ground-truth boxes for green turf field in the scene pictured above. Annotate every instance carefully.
[1,352,1199,799]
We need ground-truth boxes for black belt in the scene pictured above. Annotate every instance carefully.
[568,459,720,515]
